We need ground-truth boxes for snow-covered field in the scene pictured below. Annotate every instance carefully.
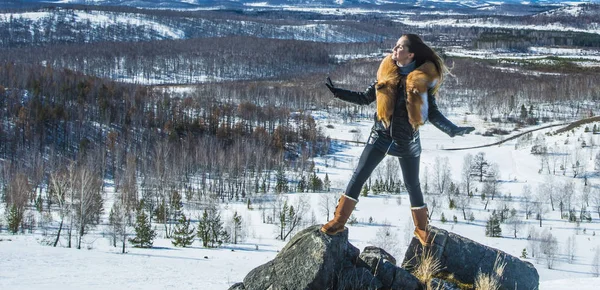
[2,107,600,289]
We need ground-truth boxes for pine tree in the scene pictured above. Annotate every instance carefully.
[198,205,226,248]
[297,175,307,193]
[198,209,210,247]
[209,208,226,247]
[310,172,323,192]
[232,211,242,244]
[129,204,156,248]
[520,104,528,120]
[323,173,331,192]
[275,167,288,194]
[485,211,502,237]
[279,201,288,240]
[172,213,195,247]
[6,204,22,234]
[361,185,369,197]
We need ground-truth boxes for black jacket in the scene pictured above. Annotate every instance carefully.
[333,80,459,157]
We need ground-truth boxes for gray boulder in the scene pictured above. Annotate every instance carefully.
[230,225,422,290]
[402,226,539,290]
[358,246,420,290]
[237,225,357,289]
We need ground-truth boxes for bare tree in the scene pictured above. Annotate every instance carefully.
[461,153,474,196]
[73,162,103,250]
[484,163,501,200]
[539,229,559,269]
[319,192,338,221]
[592,187,600,219]
[470,152,489,182]
[506,209,523,238]
[558,181,575,219]
[521,184,534,220]
[454,187,470,220]
[527,226,539,259]
[49,168,73,247]
[580,182,590,208]
[432,156,452,200]
[593,246,600,277]
[564,235,577,264]
[370,222,402,258]
[534,184,550,227]
[571,147,582,178]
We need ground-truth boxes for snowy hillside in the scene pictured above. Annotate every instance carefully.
[2,108,600,289]
[1,1,600,290]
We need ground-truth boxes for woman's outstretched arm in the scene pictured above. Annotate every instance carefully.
[427,93,474,137]
[326,77,376,105]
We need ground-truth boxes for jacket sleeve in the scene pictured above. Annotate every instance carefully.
[333,82,377,105]
[427,92,459,137]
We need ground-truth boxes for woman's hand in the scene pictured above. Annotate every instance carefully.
[453,126,475,136]
[325,77,339,96]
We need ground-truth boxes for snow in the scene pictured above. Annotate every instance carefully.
[1,3,600,289]
[398,17,600,35]
[445,47,600,64]
[2,108,600,289]
[0,10,185,40]
[72,11,185,39]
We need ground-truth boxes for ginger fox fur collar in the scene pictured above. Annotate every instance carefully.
[375,54,440,131]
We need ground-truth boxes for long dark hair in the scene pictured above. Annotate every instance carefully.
[402,34,448,94]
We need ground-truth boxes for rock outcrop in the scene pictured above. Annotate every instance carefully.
[229,225,539,290]
[403,226,539,290]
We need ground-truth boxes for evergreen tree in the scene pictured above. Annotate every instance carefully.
[154,201,166,224]
[279,201,288,240]
[198,205,226,248]
[198,209,210,247]
[209,208,226,247]
[361,185,369,197]
[108,203,123,247]
[129,204,156,248]
[6,204,22,234]
[309,172,323,192]
[323,173,331,192]
[172,213,195,247]
[520,104,528,120]
[232,211,242,244]
[485,211,502,237]
[297,175,307,193]
[275,167,288,194]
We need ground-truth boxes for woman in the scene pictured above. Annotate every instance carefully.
[321,34,475,246]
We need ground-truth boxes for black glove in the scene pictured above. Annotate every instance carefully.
[453,126,475,136]
[325,77,339,96]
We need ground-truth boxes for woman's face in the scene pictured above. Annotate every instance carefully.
[392,36,414,65]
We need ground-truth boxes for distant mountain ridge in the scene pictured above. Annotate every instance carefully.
[4,0,598,12]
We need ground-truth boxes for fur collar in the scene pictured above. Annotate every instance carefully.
[375,54,440,131]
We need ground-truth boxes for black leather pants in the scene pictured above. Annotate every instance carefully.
[344,134,425,207]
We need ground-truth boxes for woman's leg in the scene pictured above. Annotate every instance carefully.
[321,143,386,235]
[398,156,424,207]
[344,144,387,200]
[399,155,430,246]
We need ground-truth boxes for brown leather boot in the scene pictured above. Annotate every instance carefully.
[320,195,358,235]
[411,205,430,246]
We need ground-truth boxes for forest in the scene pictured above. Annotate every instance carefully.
[1,3,600,250]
